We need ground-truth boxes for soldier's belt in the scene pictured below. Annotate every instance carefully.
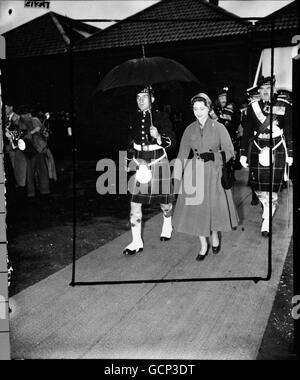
[254,137,284,167]
[133,150,167,184]
[133,143,161,151]
[258,129,283,139]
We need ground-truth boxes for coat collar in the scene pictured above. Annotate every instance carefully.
[195,116,212,130]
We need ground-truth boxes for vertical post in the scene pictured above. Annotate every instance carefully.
[141,45,154,141]
[248,24,254,88]
[292,41,300,360]
[67,18,76,287]
[266,17,275,280]
[0,35,11,360]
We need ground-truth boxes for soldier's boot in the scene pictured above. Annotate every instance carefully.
[160,204,173,241]
[123,206,143,255]
[160,215,173,241]
[261,196,278,237]
[251,188,259,206]
[258,191,269,237]
[261,217,269,237]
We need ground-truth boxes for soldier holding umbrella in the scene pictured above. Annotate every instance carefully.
[124,86,176,255]
[95,54,199,255]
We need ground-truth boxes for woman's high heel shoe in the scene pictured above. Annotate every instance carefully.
[196,245,210,261]
[212,244,221,254]
[212,232,221,254]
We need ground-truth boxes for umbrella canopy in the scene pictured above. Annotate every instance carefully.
[95,56,199,93]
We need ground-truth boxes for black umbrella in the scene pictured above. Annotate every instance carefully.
[94,55,199,132]
[95,56,199,93]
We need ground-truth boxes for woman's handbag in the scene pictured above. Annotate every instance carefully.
[220,151,234,190]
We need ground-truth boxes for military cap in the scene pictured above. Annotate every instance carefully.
[217,86,229,97]
[257,76,276,88]
[137,86,154,96]
[276,88,292,103]
[246,85,259,97]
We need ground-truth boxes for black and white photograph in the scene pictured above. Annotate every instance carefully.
[0,0,299,362]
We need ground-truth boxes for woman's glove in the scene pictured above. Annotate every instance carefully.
[199,152,215,162]
[240,155,248,168]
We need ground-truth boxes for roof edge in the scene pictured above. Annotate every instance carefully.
[74,0,163,47]
[255,0,297,24]
[2,11,100,37]
[199,0,251,26]
[74,0,250,48]
[49,13,70,47]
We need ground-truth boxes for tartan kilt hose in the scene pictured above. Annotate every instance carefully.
[128,148,174,204]
[248,136,286,192]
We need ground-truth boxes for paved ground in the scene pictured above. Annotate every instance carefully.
[9,169,293,359]
[6,160,158,296]
[257,239,294,360]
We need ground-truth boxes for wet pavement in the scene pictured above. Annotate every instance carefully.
[5,161,294,359]
[9,168,293,359]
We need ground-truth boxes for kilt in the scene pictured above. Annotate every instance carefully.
[128,148,174,204]
[248,136,286,192]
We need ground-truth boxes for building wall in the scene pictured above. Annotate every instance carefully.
[1,29,295,159]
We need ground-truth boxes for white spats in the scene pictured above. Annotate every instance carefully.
[123,222,143,254]
[160,215,173,239]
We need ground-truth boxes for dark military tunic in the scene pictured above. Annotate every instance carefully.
[212,102,239,142]
[127,109,176,204]
[240,97,292,192]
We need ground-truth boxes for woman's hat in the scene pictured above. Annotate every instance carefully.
[190,92,212,109]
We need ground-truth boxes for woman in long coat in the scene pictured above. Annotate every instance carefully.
[173,93,239,260]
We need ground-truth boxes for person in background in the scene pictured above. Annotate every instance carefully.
[276,89,293,188]
[241,86,261,206]
[7,104,57,198]
[19,105,57,198]
[5,104,28,194]
[235,97,248,170]
[211,86,240,181]
[123,87,176,255]
[35,110,51,142]
[239,77,293,237]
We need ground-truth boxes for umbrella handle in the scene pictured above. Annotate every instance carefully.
[145,85,155,143]
[148,109,155,143]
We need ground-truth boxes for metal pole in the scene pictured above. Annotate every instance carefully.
[68,18,77,287]
[141,45,154,138]
[266,17,275,280]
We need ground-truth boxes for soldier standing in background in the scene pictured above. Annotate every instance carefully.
[276,89,293,187]
[240,86,261,206]
[5,104,28,194]
[239,76,293,236]
[211,86,240,180]
[5,104,56,198]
